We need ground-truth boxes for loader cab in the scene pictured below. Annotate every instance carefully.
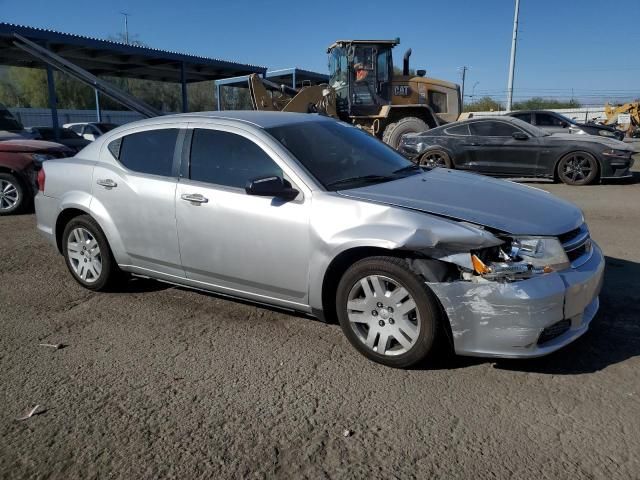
[328,40,396,118]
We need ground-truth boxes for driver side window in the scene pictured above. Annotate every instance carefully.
[189,129,283,190]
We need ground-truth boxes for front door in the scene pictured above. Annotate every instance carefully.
[467,120,540,176]
[175,126,311,308]
[92,126,184,277]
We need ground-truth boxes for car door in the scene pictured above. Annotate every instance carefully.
[92,125,185,278]
[467,120,540,176]
[175,125,311,308]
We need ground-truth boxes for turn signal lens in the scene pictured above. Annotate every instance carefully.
[471,254,491,274]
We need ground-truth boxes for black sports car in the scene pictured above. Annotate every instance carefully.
[399,116,635,185]
[506,110,626,141]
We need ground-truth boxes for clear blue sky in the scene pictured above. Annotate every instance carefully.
[2,0,639,105]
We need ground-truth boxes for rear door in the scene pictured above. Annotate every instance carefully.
[92,125,185,278]
[174,125,311,308]
[467,120,540,176]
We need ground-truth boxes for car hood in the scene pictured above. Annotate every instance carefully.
[337,169,584,236]
[548,133,632,150]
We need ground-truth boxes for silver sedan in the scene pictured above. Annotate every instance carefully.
[35,111,604,368]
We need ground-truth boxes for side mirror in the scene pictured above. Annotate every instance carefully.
[561,122,568,128]
[512,131,529,140]
[245,176,299,200]
[83,133,96,141]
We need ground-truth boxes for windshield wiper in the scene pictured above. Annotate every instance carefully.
[326,174,393,189]
[392,164,422,175]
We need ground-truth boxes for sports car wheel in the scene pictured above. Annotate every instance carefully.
[557,152,598,185]
[419,150,452,169]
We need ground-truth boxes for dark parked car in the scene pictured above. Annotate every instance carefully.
[27,127,91,153]
[0,139,73,215]
[506,110,625,141]
[399,116,635,185]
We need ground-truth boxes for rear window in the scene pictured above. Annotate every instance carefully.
[113,129,179,177]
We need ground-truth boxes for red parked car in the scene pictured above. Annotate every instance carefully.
[0,139,73,215]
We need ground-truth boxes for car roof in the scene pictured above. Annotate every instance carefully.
[119,111,334,130]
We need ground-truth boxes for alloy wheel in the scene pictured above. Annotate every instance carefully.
[67,227,102,283]
[562,154,593,182]
[0,179,19,211]
[421,152,447,168]
[346,275,421,356]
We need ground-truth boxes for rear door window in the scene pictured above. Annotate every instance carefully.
[535,113,564,127]
[470,121,520,137]
[445,124,470,136]
[511,112,532,124]
[113,128,179,177]
[189,129,282,189]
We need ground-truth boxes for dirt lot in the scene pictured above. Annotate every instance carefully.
[1,167,639,479]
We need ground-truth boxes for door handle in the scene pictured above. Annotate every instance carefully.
[181,193,209,204]
[97,178,117,188]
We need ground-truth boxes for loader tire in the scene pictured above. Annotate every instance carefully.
[382,117,429,149]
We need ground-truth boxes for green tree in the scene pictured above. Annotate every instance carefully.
[512,97,582,110]
[463,96,504,112]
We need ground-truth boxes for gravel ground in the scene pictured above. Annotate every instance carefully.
[1,168,639,479]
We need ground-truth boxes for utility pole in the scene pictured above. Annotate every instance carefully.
[506,0,520,111]
[459,66,469,108]
[120,12,131,44]
[471,81,480,100]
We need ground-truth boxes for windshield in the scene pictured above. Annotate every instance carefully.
[266,120,420,190]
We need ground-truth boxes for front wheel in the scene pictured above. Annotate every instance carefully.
[62,215,120,291]
[557,152,598,185]
[419,149,453,169]
[336,256,440,368]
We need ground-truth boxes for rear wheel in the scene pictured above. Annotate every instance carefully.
[0,173,25,215]
[382,117,429,149]
[62,215,120,291]
[419,149,452,169]
[557,152,598,185]
[336,256,440,368]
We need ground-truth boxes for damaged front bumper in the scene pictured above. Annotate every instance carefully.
[428,242,604,358]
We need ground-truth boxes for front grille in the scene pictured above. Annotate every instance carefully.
[566,243,587,262]
[559,224,591,267]
[558,226,582,244]
[538,319,571,345]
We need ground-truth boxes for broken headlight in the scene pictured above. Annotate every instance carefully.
[471,237,569,280]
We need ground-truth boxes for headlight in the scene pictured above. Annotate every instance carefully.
[598,129,616,137]
[470,237,569,281]
[602,149,631,158]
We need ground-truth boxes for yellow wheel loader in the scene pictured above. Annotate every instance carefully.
[249,39,461,148]
[603,102,640,138]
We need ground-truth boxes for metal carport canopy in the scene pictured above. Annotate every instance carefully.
[0,23,266,82]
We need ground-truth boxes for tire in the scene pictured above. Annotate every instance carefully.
[419,149,453,169]
[62,215,120,291]
[336,256,440,368]
[0,173,26,215]
[382,117,429,149]
[557,151,599,185]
